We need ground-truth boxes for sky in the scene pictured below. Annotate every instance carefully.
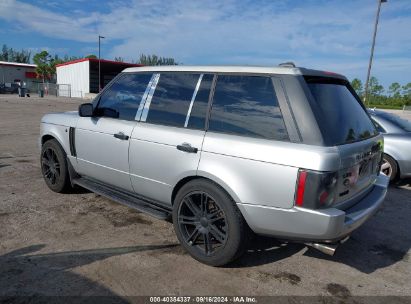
[1,0,410,89]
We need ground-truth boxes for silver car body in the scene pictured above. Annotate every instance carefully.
[369,109,411,178]
[40,65,389,242]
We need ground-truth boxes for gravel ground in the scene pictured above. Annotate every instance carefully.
[0,94,410,301]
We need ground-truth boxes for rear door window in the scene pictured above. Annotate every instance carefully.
[145,73,212,129]
[186,74,214,130]
[305,77,378,145]
[208,75,289,140]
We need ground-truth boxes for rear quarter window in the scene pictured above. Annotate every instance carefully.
[305,76,378,146]
[208,75,289,141]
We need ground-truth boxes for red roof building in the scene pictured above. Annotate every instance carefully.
[0,61,37,84]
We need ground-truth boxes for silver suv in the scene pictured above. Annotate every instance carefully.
[40,65,389,266]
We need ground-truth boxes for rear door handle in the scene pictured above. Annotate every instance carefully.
[113,132,129,140]
[177,143,198,153]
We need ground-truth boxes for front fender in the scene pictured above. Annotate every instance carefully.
[40,122,71,156]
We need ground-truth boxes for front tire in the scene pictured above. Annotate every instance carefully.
[172,179,248,266]
[40,139,71,193]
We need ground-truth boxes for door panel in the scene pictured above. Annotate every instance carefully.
[129,123,204,204]
[75,117,136,191]
[128,73,213,204]
[199,74,298,208]
[74,72,154,192]
[199,132,298,208]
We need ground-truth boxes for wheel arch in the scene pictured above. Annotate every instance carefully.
[40,124,71,156]
[171,174,241,206]
[42,133,67,152]
[41,134,57,145]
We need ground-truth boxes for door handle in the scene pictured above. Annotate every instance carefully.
[113,132,129,140]
[177,143,198,153]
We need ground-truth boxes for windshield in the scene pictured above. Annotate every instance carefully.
[379,112,411,132]
[305,76,378,146]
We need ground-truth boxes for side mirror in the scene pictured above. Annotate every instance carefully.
[79,103,94,117]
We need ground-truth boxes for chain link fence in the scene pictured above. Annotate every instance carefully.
[25,81,75,98]
[403,105,411,113]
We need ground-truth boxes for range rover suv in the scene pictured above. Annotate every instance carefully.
[40,65,389,266]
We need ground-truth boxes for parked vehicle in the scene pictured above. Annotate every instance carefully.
[39,65,389,266]
[0,83,19,94]
[368,109,411,181]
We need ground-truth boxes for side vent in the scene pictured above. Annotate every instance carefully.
[69,127,77,157]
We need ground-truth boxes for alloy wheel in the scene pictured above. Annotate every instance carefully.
[177,191,228,256]
[41,147,61,185]
[381,158,392,177]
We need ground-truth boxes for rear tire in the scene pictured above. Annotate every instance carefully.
[381,154,398,182]
[172,179,248,266]
[40,139,71,193]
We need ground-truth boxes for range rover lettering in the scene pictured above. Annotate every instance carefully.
[40,64,389,266]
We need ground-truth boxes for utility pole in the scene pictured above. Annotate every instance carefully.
[364,0,387,106]
[98,35,105,92]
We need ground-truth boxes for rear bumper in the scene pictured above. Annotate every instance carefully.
[237,174,389,242]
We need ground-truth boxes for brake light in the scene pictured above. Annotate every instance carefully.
[294,169,338,209]
[296,170,307,206]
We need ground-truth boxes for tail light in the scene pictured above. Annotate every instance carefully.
[294,169,338,209]
[295,170,307,206]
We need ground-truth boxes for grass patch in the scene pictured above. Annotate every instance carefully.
[367,104,404,110]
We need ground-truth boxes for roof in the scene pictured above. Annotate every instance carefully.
[123,65,299,74]
[55,58,143,68]
[123,65,346,79]
[0,61,36,68]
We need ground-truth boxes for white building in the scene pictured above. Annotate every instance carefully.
[56,58,142,98]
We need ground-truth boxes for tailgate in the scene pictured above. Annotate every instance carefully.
[334,135,384,209]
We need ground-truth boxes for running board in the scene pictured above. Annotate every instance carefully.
[72,177,171,220]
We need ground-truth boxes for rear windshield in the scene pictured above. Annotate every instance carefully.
[378,112,411,132]
[305,76,378,146]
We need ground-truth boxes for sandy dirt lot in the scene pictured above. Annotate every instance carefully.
[0,94,410,301]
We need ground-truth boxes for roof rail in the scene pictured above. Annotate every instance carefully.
[278,62,296,68]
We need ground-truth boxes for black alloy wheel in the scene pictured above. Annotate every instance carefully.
[173,179,249,266]
[177,191,228,256]
[42,147,61,185]
[40,139,70,193]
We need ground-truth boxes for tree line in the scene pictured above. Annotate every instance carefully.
[351,77,411,109]
[32,51,178,84]
[0,45,31,63]
[1,44,177,66]
[114,54,178,65]
[1,44,178,84]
